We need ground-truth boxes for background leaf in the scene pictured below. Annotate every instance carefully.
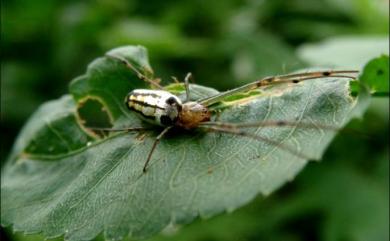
[297,36,389,69]
[359,55,389,96]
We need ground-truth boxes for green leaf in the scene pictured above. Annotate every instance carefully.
[1,46,371,241]
[98,20,209,58]
[359,55,389,96]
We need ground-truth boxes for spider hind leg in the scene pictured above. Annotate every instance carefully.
[105,53,163,89]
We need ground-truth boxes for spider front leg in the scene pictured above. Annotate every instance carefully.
[171,72,193,102]
[184,72,192,102]
[143,126,173,173]
[199,70,359,106]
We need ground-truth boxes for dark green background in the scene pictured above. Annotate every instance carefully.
[1,0,388,240]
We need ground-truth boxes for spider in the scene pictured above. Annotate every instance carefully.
[89,53,358,173]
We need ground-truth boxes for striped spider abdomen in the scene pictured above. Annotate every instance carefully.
[125,89,182,126]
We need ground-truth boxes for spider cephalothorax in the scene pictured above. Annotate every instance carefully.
[177,101,211,129]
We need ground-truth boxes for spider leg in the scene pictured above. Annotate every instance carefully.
[143,126,173,173]
[105,53,163,89]
[199,70,359,106]
[273,70,358,79]
[171,72,193,102]
[86,126,147,138]
[200,125,312,160]
[199,120,339,131]
[184,72,192,102]
[86,126,147,132]
[171,76,180,83]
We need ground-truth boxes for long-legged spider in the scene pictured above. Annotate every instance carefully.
[89,54,358,173]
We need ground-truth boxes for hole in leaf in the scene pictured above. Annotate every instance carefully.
[349,81,359,97]
[77,97,113,137]
[376,69,384,76]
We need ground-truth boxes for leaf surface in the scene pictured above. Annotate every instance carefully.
[6,95,95,161]
[1,46,371,241]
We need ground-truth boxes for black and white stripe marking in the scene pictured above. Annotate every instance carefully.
[125,89,182,126]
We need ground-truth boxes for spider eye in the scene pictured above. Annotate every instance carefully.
[166,97,177,105]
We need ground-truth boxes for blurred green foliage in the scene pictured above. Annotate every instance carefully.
[1,0,388,240]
